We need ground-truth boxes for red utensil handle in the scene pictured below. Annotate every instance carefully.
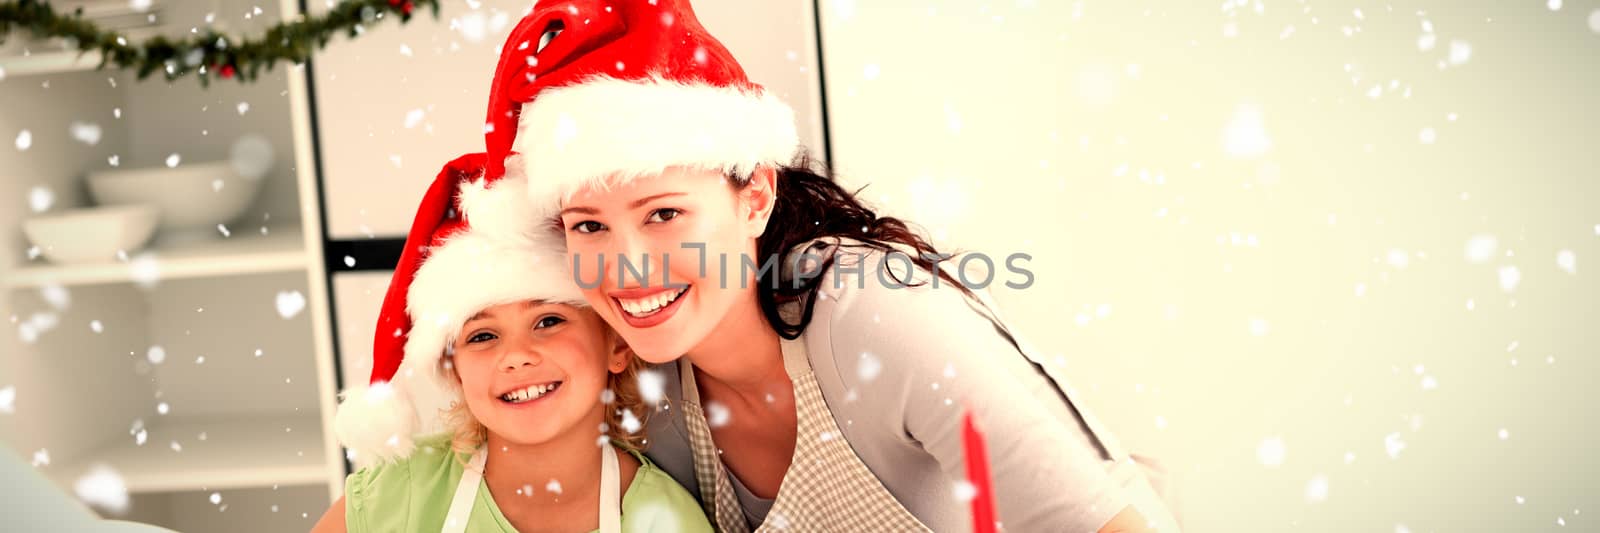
[963,409,999,533]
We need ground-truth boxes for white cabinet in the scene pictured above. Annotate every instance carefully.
[0,1,341,531]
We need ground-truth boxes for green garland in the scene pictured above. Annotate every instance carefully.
[0,0,440,85]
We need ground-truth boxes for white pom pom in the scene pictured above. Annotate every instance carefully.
[334,381,419,468]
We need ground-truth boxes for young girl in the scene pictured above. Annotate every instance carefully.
[311,153,711,533]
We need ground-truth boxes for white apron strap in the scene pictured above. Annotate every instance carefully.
[442,448,487,533]
[599,440,622,533]
[442,444,624,533]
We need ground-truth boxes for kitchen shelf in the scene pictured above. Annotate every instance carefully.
[4,224,309,289]
[51,413,327,494]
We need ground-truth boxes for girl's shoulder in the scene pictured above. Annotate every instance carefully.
[344,433,467,531]
[619,448,714,532]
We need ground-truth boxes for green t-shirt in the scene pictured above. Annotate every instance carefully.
[344,434,712,533]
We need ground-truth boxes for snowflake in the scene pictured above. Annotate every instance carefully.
[1556,250,1577,274]
[619,409,641,434]
[1257,437,1285,467]
[1465,235,1498,263]
[0,385,14,414]
[1497,266,1521,292]
[1305,474,1329,503]
[1384,432,1406,459]
[1248,318,1270,337]
[705,401,731,428]
[28,186,53,212]
[15,129,32,151]
[147,346,167,364]
[636,369,665,404]
[276,291,307,319]
[75,465,129,514]
[1420,376,1438,390]
[166,153,182,168]
[857,351,882,382]
[1448,40,1472,65]
[1223,105,1270,157]
[70,122,102,146]
[546,479,563,494]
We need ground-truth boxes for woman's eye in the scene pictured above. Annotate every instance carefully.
[570,221,605,234]
[647,208,682,223]
[467,331,497,344]
[534,316,566,329]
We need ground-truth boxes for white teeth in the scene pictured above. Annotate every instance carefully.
[618,287,686,318]
[502,382,560,404]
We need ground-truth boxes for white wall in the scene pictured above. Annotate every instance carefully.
[818,2,1598,532]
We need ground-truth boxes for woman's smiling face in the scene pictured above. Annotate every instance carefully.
[557,166,776,363]
[449,300,627,446]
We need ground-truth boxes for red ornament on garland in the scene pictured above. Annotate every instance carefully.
[219,64,236,79]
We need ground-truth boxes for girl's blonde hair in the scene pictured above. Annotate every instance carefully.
[439,325,653,456]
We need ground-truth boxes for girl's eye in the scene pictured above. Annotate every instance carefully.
[647,208,682,223]
[535,316,566,329]
[570,221,605,234]
[466,331,497,344]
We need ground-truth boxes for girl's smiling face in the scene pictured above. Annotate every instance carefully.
[449,300,628,446]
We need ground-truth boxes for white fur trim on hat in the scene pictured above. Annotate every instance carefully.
[334,174,586,467]
[507,76,801,209]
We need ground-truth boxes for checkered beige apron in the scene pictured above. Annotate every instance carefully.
[677,334,933,532]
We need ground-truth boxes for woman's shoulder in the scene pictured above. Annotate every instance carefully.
[800,237,1000,359]
[620,448,713,531]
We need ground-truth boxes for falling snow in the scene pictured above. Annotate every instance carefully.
[857,351,882,382]
[636,370,665,404]
[1498,266,1522,292]
[1466,235,1498,263]
[1556,250,1577,274]
[74,465,130,514]
[1257,437,1286,467]
[619,409,642,434]
[706,401,731,428]
[0,385,14,414]
[275,291,307,319]
[1385,433,1407,459]
[70,122,103,145]
[1305,474,1329,503]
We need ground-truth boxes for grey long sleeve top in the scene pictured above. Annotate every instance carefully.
[641,241,1151,532]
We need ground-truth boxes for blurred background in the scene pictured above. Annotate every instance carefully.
[2,0,1596,531]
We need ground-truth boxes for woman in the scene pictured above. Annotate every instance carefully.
[483,1,1178,531]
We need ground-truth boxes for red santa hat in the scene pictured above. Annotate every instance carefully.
[334,152,585,467]
[484,0,801,209]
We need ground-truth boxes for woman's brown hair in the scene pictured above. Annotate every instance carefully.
[738,152,976,340]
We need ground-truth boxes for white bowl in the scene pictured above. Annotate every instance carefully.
[23,206,160,264]
[88,161,262,243]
